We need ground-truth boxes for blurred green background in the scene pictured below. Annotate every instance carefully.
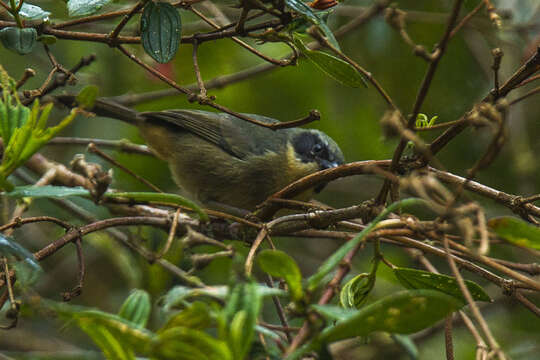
[1,0,539,359]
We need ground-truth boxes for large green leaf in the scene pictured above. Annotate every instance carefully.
[294,37,367,88]
[140,1,182,63]
[319,289,463,343]
[488,216,540,250]
[393,267,491,303]
[257,249,303,302]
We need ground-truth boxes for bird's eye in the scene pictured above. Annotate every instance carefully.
[312,143,324,154]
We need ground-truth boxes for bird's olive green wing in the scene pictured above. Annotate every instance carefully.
[140,110,289,159]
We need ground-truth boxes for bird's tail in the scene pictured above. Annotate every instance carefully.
[55,94,140,125]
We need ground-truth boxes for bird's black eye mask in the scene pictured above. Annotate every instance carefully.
[292,131,337,193]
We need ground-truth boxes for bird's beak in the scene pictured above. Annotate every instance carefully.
[319,159,340,170]
[314,160,340,193]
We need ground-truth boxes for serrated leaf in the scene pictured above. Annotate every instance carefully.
[319,289,463,344]
[67,0,112,17]
[488,216,540,250]
[257,249,303,301]
[285,0,340,50]
[16,1,51,20]
[76,85,99,109]
[394,267,491,303]
[118,289,151,328]
[140,1,182,63]
[294,37,367,88]
[0,27,37,55]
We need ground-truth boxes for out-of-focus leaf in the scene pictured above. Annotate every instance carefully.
[223,282,261,360]
[67,0,113,17]
[76,85,99,109]
[0,27,37,55]
[0,233,42,274]
[394,267,491,303]
[311,304,357,322]
[17,1,51,20]
[140,1,182,63]
[285,0,339,49]
[392,334,419,360]
[256,249,303,301]
[161,301,213,331]
[78,322,136,360]
[319,290,463,344]
[294,37,367,88]
[118,289,151,328]
[4,185,90,198]
[488,216,540,250]
[151,326,232,360]
[38,35,57,45]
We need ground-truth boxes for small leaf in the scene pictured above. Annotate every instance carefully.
[319,289,463,344]
[118,289,152,328]
[339,273,371,308]
[257,249,303,301]
[488,216,540,250]
[294,37,367,88]
[76,85,99,109]
[393,267,491,303]
[285,0,340,50]
[0,27,37,55]
[38,35,57,45]
[391,334,419,360]
[17,1,51,20]
[140,1,182,63]
[67,0,113,17]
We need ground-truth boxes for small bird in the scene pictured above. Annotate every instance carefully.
[59,96,345,211]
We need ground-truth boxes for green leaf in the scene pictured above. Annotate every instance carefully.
[285,0,340,50]
[319,289,463,344]
[161,301,213,331]
[488,216,540,250]
[294,37,367,88]
[78,322,136,360]
[256,249,303,302]
[38,35,57,45]
[140,1,182,63]
[76,85,99,109]
[0,233,42,274]
[104,192,207,221]
[118,289,152,328]
[0,27,37,55]
[152,326,232,360]
[307,198,425,291]
[393,267,491,303]
[391,334,419,360]
[17,1,51,20]
[3,187,208,221]
[222,282,262,360]
[67,0,113,17]
[339,273,371,309]
[311,304,357,322]
[4,185,90,198]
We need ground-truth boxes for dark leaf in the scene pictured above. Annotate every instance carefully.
[140,1,182,63]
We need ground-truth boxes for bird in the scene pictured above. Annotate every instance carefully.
[57,96,345,212]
